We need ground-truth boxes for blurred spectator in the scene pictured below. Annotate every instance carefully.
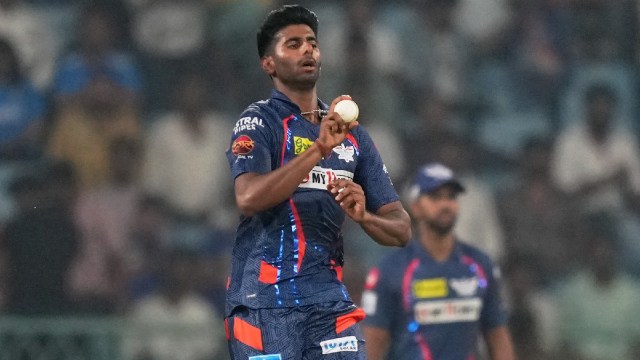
[436,135,506,263]
[454,0,512,56]
[127,194,173,302]
[313,0,405,123]
[0,37,45,161]
[126,0,209,113]
[553,212,640,360]
[46,63,141,189]
[206,0,274,112]
[508,0,570,112]
[403,92,466,173]
[51,3,142,109]
[567,0,636,63]
[0,0,59,90]
[503,254,557,360]
[1,160,79,315]
[194,227,234,316]
[141,71,234,228]
[382,0,472,108]
[497,136,578,285]
[126,248,225,360]
[68,136,143,314]
[550,83,640,216]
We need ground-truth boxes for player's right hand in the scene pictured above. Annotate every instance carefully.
[316,95,359,153]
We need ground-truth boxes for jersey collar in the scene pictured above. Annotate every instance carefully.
[270,89,329,116]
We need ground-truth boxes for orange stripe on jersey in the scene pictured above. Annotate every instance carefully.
[345,133,359,151]
[336,308,366,334]
[224,318,230,340]
[233,317,264,351]
[330,260,343,282]
[334,266,343,282]
[258,260,279,284]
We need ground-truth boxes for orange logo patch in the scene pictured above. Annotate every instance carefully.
[232,135,255,156]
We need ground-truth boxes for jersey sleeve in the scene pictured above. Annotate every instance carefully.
[352,127,400,212]
[361,258,403,330]
[226,108,276,179]
[479,260,508,332]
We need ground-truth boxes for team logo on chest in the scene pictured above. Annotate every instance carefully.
[332,144,355,163]
[450,277,479,297]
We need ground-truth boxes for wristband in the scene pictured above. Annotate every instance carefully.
[315,139,333,158]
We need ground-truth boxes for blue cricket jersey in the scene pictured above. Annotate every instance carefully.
[361,240,508,360]
[225,90,399,315]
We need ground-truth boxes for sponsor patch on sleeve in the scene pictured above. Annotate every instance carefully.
[232,135,255,156]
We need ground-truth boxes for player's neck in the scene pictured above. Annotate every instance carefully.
[421,230,456,262]
[276,85,319,123]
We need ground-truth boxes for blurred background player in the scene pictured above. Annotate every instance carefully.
[361,163,515,360]
[224,5,411,359]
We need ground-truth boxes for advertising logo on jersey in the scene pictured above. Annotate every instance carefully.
[233,116,264,134]
[414,298,482,324]
[413,278,448,299]
[232,135,255,156]
[294,136,314,155]
[320,336,358,354]
[299,166,354,190]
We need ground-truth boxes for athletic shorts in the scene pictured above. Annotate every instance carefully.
[225,301,367,359]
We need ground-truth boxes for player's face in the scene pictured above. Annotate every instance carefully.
[412,185,460,235]
[262,24,321,91]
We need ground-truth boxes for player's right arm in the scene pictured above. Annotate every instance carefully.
[234,147,324,216]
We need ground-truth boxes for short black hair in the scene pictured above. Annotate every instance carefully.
[257,5,319,58]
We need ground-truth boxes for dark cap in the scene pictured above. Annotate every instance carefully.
[408,162,464,200]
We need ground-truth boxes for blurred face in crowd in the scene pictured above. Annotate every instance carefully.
[411,185,460,235]
[586,94,616,139]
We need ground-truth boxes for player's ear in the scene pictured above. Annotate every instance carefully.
[261,56,275,76]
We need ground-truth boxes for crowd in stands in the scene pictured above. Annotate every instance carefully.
[1,0,640,359]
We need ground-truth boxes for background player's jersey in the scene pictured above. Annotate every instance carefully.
[361,240,507,360]
[225,90,398,315]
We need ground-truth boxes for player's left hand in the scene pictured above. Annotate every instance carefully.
[328,179,366,222]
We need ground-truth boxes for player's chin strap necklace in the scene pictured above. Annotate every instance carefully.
[300,109,328,117]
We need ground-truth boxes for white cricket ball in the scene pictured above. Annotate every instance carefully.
[334,99,359,123]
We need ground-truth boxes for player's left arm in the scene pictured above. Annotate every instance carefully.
[485,326,515,360]
[328,180,410,247]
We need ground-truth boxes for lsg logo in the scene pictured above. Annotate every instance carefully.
[320,336,359,354]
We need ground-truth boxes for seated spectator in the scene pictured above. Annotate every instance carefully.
[127,0,208,112]
[0,0,59,90]
[497,136,579,285]
[68,136,144,314]
[553,212,640,360]
[550,83,640,216]
[0,38,45,161]
[126,248,225,360]
[51,3,142,110]
[141,70,234,228]
[1,160,80,315]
